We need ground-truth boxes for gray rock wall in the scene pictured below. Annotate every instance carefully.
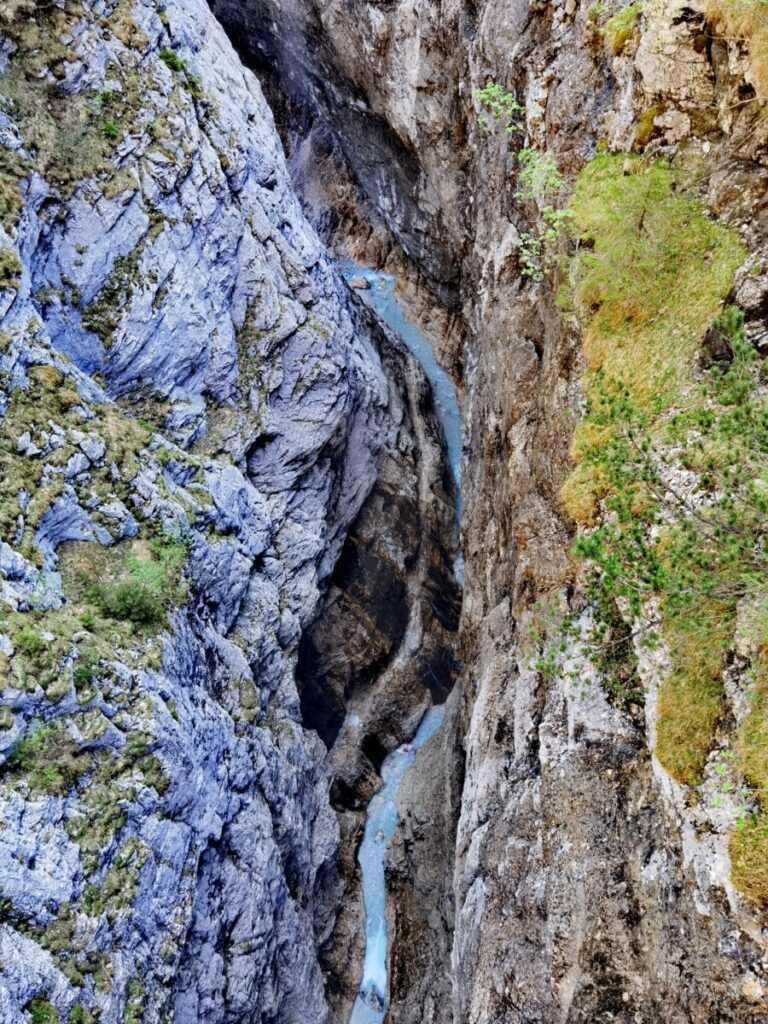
[0,2,451,1021]
[210,0,768,1021]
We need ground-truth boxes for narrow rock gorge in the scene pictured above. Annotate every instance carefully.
[2,0,768,1022]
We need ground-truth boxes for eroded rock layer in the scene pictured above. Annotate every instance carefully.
[0,2,458,1022]
[211,0,768,1021]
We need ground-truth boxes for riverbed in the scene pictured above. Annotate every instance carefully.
[341,263,462,1024]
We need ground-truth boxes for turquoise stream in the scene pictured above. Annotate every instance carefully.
[348,706,446,1024]
[339,263,462,498]
[340,263,461,1024]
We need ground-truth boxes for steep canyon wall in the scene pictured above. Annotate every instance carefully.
[209,0,768,1021]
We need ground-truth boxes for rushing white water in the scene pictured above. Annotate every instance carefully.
[340,262,461,1023]
[348,705,446,1024]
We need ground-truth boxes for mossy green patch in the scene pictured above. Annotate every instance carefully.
[82,838,148,916]
[633,106,662,148]
[730,811,768,905]
[81,248,144,348]
[562,154,745,524]
[558,152,768,903]
[123,977,146,1024]
[602,1,642,53]
[24,998,58,1024]
[0,248,22,289]
[655,602,732,785]
[68,1007,94,1024]
[5,719,92,796]
[63,534,188,628]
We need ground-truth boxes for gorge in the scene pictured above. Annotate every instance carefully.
[1,0,768,1022]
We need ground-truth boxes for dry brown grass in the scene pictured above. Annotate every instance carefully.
[655,604,732,785]
[706,0,768,104]
[730,813,768,904]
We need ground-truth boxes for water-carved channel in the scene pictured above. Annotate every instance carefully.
[340,264,462,1023]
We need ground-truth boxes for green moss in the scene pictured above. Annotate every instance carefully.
[5,720,91,796]
[159,47,186,73]
[602,2,642,53]
[68,1007,94,1024]
[634,106,662,148]
[0,247,22,289]
[24,998,58,1024]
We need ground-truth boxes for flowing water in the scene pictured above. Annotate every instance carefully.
[348,706,446,1024]
[340,262,462,1024]
[339,263,462,497]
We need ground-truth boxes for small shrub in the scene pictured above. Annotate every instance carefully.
[102,121,120,140]
[79,535,188,627]
[73,650,99,689]
[159,47,186,73]
[514,149,575,279]
[15,627,46,657]
[474,81,524,135]
[0,247,22,290]
[68,1007,93,1024]
[86,577,164,624]
[24,997,57,1024]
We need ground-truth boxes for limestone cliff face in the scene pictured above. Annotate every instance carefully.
[0,2,457,1022]
[211,0,768,1021]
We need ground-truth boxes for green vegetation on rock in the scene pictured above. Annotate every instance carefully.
[25,998,58,1024]
[0,248,22,289]
[159,47,186,73]
[561,153,744,524]
[474,81,524,135]
[6,719,92,796]
[559,151,768,904]
[602,2,643,53]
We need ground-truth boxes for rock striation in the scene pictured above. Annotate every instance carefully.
[0,2,458,1022]
[214,0,768,1020]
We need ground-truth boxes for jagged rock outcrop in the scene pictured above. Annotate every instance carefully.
[0,2,457,1022]
[212,0,768,1021]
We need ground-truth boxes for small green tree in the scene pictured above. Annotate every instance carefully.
[474,82,524,135]
[514,149,575,280]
